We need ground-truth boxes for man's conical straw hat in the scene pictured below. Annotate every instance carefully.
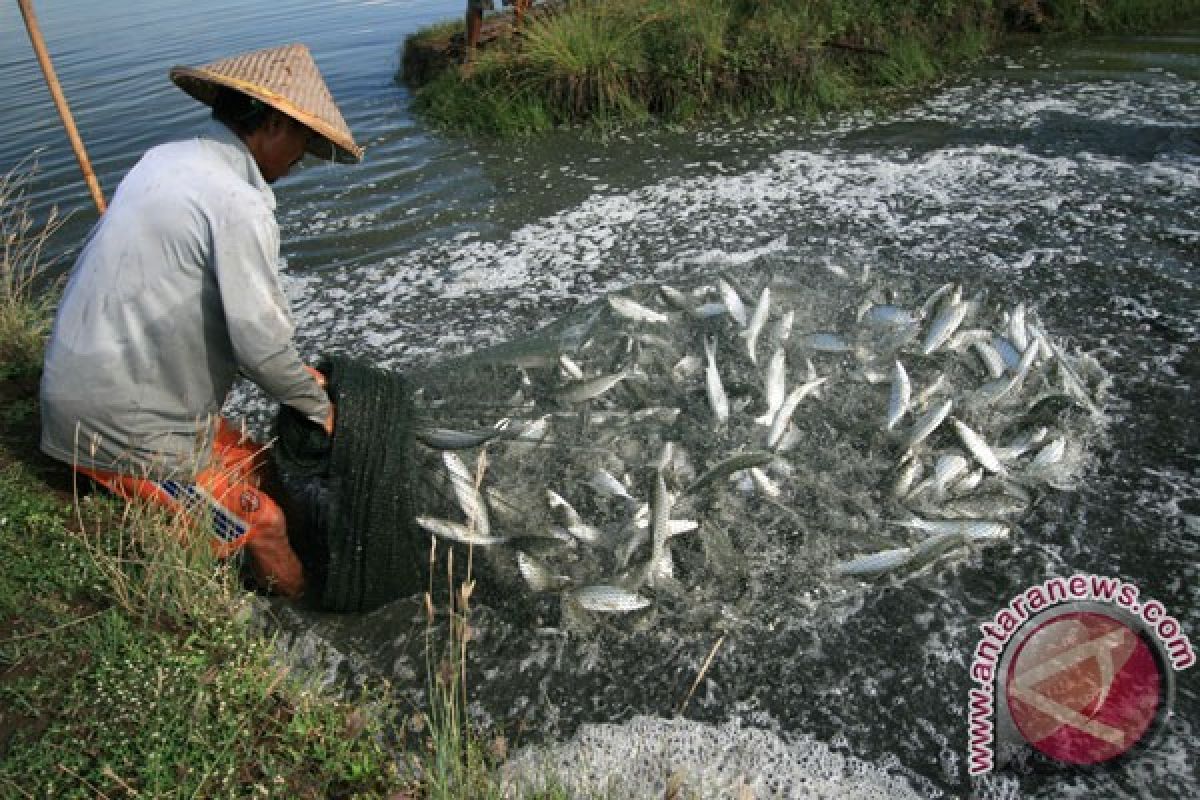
[170,43,363,164]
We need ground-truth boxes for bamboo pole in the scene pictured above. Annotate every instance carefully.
[17,0,107,215]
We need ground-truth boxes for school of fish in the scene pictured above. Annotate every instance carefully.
[408,262,1108,629]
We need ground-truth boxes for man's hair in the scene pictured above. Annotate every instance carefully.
[211,87,275,135]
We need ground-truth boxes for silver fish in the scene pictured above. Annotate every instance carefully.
[704,336,730,425]
[652,442,675,474]
[824,262,850,280]
[416,424,507,450]
[484,486,523,526]
[886,361,911,432]
[672,353,703,380]
[571,585,652,613]
[775,309,795,342]
[993,427,1048,461]
[800,332,851,352]
[666,519,700,536]
[546,489,583,527]
[903,399,953,454]
[852,366,891,385]
[922,301,969,354]
[971,342,1039,407]
[950,467,984,494]
[1027,320,1054,362]
[1029,437,1066,468]
[933,454,970,491]
[992,335,1022,370]
[630,406,682,425]
[943,493,1029,518]
[907,531,969,570]
[860,304,919,329]
[805,357,824,401]
[608,294,668,324]
[920,282,957,318]
[514,414,550,442]
[683,451,775,496]
[909,454,968,500]
[587,468,635,504]
[693,301,729,318]
[833,547,913,576]
[749,466,782,498]
[1009,303,1028,352]
[971,340,1007,380]
[546,490,604,543]
[951,418,1007,476]
[742,287,770,365]
[442,452,490,536]
[717,278,748,326]
[896,516,1010,541]
[767,378,828,449]
[912,374,948,412]
[1050,340,1103,416]
[558,354,585,380]
[944,328,993,352]
[658,284,692,312]
[755,347,787,425]
[559,369,629,404]
[566,522,604,544]
[517,551,570,592]
[892,455,924,499]
[416,516,511,546]
[647,470,673,588]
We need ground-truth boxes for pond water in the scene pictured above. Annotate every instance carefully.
[2,2,1197,797]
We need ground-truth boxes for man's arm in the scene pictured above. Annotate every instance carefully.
[211,210,331,428]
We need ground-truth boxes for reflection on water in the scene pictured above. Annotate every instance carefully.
[3,4,1198,797]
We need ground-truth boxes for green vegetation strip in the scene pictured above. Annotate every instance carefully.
[403,0,1198,136]
[0,464,403,798]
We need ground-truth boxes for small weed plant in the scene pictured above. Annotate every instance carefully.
[0,160,63,377]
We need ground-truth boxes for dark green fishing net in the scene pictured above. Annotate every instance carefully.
[269,355,425,613]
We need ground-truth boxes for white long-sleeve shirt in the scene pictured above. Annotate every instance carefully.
[40,121,330,478]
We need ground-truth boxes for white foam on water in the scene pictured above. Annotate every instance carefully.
[504,714,928,800]
[270,136,1196,379]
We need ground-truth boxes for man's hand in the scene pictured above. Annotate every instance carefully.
[306,366,335,435]
[305,365,328,389]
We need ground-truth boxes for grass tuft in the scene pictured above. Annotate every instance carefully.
[0,160,64,379]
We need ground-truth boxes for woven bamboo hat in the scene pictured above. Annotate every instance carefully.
[170,43,363,164]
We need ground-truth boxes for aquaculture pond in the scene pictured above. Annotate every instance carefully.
[2,1,1196,796]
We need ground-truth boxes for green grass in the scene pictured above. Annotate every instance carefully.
[0,462,405,798]
[0,162,63,380]
[404,0,1199,136]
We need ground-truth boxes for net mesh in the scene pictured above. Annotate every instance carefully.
[268,263,1108,619]
[269,355,422,613]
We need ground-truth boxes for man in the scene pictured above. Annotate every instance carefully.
[465,0,532,60]
[40,43,363,599]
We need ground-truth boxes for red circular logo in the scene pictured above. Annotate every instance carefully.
[1004,610,1164,765]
